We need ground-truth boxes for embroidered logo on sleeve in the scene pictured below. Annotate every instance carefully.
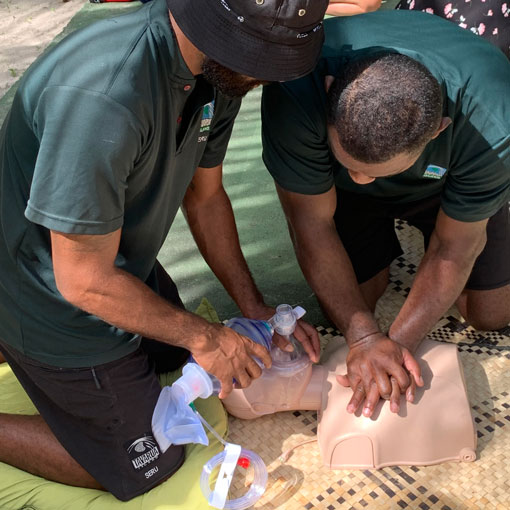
[125,434,160,471]
[423,164,447,180]
[198,100,215,144]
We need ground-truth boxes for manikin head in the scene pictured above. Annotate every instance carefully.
[167,0,329,98]
[325,53,451,184]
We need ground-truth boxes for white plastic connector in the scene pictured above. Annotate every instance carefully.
[269,304,306,336]
[174,363,214,403]
[208,443,242,509]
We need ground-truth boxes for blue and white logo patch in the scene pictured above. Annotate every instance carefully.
[423,165,447,180]
[198,100,215,144]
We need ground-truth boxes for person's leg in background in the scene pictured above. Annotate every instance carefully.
[333,189,404,312]
[455,203,510,330]
[408,200,510,331]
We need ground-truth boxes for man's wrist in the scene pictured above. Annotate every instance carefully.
[343,313,382,348]
[395,338,422,354]
[169,312,218,354]
[388,327,422,353]
[346,330,383,348]
[333,304,378,339]
[238,295,269,319]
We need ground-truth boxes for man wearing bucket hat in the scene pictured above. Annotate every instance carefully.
[0,0,327,500]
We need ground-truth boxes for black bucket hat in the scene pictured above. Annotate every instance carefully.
[166,0,329,82]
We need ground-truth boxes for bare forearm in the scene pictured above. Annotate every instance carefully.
[326,0,381,16]
[183,186,265,316]
[60,266,213,352]
[389,233,481,351]
[326,4,375,15]
[51,227,273,393]
[278,188,423,410]
[293,221,380,344]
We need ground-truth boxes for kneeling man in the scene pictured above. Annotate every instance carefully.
[262,10,510,418]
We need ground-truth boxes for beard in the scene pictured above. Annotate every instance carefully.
[201,57,268,98]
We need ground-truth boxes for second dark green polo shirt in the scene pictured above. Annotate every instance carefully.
[262,11,510,223]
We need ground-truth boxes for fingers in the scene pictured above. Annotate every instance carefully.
[402,348,424,387]
[345,381,382,418]
[232,369,252,390]
[226,357,262,396]
[231,339,267,390]
[272,321,321,363]
[244,356,263,380]
[335,373,351,387]
[337,374,370,415]
[372,368,392,400]
[198,327,269,399]
[220,359,262,398]
[341,374,402,417]
[389,377,400,413]
[359,366,377,403]
[247,339,272,369]
[388,364,411,392]
[294,321,321,362]
[406,371,417,403]
[272,333,294,353]
[362,382,380,418]
[218,377,234,399]
[346,382,366,414]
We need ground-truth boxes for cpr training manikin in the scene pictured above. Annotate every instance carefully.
[222,305,477,470]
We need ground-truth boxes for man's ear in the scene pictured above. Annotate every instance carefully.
[325,75,335,92]
[431,117,452,139]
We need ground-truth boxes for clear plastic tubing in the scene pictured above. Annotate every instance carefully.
[196,409,268,510]
[200,448,268,510]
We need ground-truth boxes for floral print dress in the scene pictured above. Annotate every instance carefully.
[396,0,510,58]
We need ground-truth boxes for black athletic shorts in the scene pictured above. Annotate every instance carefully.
[0,268,190,501]
[334,190,510,291]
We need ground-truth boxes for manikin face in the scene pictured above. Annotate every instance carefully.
[201,57,268,99]
[327,125,422,185]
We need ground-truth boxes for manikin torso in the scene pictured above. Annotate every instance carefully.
[223,339,476,468]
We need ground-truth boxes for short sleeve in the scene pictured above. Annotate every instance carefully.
[442,96,510,222]
[261,81,334,195]
[26,86,142,234]
[198,96,242,169]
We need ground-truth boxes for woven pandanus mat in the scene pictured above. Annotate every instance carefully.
[226,221,510,509]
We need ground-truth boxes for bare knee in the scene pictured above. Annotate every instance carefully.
[0,413,103,490]
[465,311,509,331]
[457,286,510,331]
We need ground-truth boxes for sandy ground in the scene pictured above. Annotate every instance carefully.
[0,0,86,100]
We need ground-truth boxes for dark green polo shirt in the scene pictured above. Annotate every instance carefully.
[262,11,510,222]
[0,0,240,367]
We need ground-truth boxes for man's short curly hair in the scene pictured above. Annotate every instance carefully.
[327,53,443,163]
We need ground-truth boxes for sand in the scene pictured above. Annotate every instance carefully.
[0,0,86,100]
